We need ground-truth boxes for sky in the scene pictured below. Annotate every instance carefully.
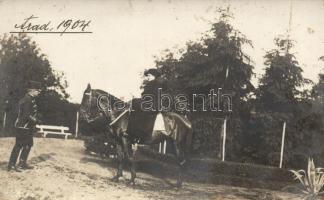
[0,0,324,103]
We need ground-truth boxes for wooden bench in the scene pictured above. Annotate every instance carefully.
[36,125,72,139]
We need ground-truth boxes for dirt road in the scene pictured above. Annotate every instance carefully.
[0,138,302,200]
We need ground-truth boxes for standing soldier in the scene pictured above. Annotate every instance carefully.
[7,81,42,172]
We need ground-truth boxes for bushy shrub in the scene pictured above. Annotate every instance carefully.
[84,134,116,158]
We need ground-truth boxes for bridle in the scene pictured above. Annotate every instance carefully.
[82,89,128,126]
[84,89,93,115]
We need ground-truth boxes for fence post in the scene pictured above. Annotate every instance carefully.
[75,111,79,138]
[222,118,227,162]
[163,140,167,154]
[2,112,6,130]
[279,122,286,168]
[159,142,162,153]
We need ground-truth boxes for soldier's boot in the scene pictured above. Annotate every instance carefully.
[18,145,34,170]
[8,144,22,172]
[7,165,22,172]
[18,161,34,170]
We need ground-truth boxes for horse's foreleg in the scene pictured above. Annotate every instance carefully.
[129,157,137,186]
[112,142,123,182]
[121,135,136,186]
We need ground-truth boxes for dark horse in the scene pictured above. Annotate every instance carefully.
[79,84,192,188]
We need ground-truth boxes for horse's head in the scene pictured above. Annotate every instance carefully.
[79,83,95,122]
[79,84,111,123]
[80,84,127,124]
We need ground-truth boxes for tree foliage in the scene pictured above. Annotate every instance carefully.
[248,37,321,168]
[256,37,311,113]
[142,9,255,158]
[312,63,324,112]
[0,34,77,135]
[141,10,324,168]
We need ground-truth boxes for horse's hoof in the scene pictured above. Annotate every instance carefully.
[111,175,121,182]
[126,180,135,186]
[176,183,182,190]
[111,178,119,182]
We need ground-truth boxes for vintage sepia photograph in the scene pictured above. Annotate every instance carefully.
[0,0,324,199]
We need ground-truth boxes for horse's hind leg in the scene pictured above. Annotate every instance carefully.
[176,156,185,189]
[173,141,186,189]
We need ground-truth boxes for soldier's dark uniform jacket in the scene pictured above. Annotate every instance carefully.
[14,94,38,146]
[8,92,39,169]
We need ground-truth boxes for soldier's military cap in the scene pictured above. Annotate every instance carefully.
[28,81,42,90]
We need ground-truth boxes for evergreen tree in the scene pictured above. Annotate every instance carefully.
[257,37,310,113]
[142,9,254,159]
[253,37,314,167]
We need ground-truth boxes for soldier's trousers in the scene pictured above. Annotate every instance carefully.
[8,128,33,166]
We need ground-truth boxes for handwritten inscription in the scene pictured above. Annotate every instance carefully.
[13,15,92,35]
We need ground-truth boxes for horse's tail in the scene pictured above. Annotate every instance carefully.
[185,127,193,156]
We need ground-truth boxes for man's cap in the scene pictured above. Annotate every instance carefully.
[28,81,42,90]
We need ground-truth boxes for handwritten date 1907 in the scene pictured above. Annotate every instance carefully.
[13,15,91,34]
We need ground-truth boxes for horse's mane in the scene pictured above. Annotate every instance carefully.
[92,89,125,104]
[93,89,107,94]
[165,112,192,129]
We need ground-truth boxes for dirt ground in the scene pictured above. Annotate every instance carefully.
[0,137,305,200]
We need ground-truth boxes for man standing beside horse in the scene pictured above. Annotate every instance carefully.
[7,81,42,172]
